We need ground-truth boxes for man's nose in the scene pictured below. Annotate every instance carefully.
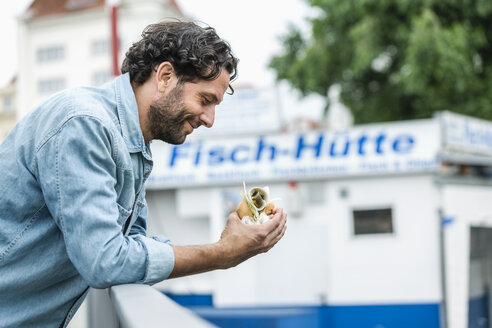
[200,106,215,128]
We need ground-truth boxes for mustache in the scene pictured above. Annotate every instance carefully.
[182,113,202,129]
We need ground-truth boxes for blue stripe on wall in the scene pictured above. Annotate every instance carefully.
[164,292,213,307]
[323,303,441,328]
[162,293,441,328]
[192,307,320,328]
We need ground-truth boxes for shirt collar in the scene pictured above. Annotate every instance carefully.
[114,73,152,159]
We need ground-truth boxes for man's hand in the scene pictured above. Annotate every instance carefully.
[217,207,288,269]
[168,208,287,278]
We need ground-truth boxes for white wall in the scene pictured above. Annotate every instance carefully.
[324,174,442,305]
[146,188,216,294]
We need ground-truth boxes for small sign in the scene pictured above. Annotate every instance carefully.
[442,111,492,156]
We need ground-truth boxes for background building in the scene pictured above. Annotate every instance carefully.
[16,0,183,118]
[0,77,16,142]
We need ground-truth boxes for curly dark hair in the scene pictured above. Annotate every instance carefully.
[121,21,238,93]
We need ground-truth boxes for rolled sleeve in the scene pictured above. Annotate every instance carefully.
[134,235,175,284]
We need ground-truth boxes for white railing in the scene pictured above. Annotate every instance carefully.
[87,284,217,328]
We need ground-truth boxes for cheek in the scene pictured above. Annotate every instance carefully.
[182,99,200,115]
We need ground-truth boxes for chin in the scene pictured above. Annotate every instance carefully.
[168,137,186,145]
[157,133,186,145]
[175,132,189,144]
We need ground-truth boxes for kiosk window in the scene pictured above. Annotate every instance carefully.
[353,208,393,235]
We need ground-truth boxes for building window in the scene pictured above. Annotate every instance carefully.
[91,38,121,56]
[91,39,110,55]
[37,45,65,63]
[353,208,393,235]
[92,71,112,86]
[39,78,66,94]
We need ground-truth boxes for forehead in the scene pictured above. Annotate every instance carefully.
[183,69,231,100]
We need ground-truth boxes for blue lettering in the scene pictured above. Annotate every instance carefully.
[296,134,323,159]
[230,145,250,164]
[329,134,350,157]
[194,142,202,165]
[465,121,477,144]
[358,134,368,155]
[393,135,414,153]
[168,131,420,169]
[208,147,225,165]
[375,133,386,154]
[465,121,492,148]
[256,137,277,161]
[169,144,190,167]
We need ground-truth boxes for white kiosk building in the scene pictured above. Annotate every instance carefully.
[145,110,492,328]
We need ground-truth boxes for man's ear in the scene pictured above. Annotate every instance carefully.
[155,61,176,92]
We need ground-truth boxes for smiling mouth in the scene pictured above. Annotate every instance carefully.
[185,120,195,133]
[188,119,202,129]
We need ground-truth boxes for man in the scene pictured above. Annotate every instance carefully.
[0,21,287,327]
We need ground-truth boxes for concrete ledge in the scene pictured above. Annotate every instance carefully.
[109,284,217,328]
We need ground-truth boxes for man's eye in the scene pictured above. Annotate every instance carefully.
[202,98,212,105]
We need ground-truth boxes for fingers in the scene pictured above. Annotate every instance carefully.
[263,207,284,230]
[271,207,282,215]
[225,207,287,252]
[264,222,287,253]
[264,213,287,245]
[268,208,287,231]
[218,207,288,267]
[220,211,242,239]
[261,208,287,251]
[228,211,241,224]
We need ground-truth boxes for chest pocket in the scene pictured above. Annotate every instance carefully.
[119,198,146,235]
[116,203,132,226]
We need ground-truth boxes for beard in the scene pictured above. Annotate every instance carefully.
[147,84,197,145]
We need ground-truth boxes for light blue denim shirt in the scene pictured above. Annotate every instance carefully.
[0,73,175,327]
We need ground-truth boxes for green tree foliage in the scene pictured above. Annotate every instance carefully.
[269,0,492,123]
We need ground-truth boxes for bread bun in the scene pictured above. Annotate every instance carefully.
[264,203,274,216]
[237,199,252,219]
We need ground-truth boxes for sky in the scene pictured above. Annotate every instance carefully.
[175,0,314,88]
[0,0,315,88]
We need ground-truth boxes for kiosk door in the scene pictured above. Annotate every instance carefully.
[468,227,492,328]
